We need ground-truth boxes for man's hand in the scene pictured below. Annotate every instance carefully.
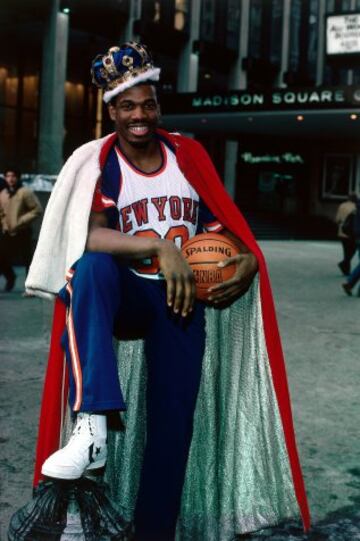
[157,240,196,317]
[87,212,195,316]
[207,251,258,307]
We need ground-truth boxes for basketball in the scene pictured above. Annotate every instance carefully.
[181,233,239,301]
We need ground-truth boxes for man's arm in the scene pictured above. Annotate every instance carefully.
[207,228,258,306]
[335,204,344,225]
[0,194,6,232]
[86,211,196,317]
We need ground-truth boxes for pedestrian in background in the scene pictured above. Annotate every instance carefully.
[0,167,42,292]
[0,176,7,193]
[335,193,357,276]
[342,198,360,297]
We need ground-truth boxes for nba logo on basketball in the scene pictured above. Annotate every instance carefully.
[182,233,239,301]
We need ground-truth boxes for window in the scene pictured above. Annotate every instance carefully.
[142,0,189,31]
[270,0,283,64]
[288,0,319,84]
[0,106,16,167]
[289,0,302,72]
[174,0,188,31]
[226,0,241,50]
[341,0,352,9]
[248,0,283,61]
[322,155,354,199]
[0,66,18,107]
[247,0,283,86]
[308,0,319,81]
[248,0,262,59]
[65,82,85,116]
[64,81,97,159]
[200,0,239,50]
[0,64,40,172]
[23,75,39,109]
[200,0,216,42]
[354,69,360,83]
[154,1,161,23]
[326,0,336,13]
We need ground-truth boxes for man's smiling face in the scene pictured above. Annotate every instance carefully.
[108,84,160,148]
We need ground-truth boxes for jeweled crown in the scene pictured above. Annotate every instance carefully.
[91,42,161,103]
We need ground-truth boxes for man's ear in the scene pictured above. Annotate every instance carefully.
[108,103,116,121]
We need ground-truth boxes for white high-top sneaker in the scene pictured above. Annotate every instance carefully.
[41,413,107,480]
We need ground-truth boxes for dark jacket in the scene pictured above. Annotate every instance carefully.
[354,201,360,241]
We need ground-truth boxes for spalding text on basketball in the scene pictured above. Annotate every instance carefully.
[184,246,232,257]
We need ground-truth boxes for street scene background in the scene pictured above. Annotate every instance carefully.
[1,0,360,538]
[1,241,359,539]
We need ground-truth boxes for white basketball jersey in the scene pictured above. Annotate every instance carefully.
[115,143,200,278]
[92,141,223,279]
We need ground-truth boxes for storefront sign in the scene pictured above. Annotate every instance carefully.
[191,88,349,109]
[162,86,359,114]
[326,13,360,55]
[240,152,304,165]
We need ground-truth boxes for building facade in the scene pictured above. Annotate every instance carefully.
[1,0,360,233]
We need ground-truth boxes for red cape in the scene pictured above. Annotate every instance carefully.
[33,130,310,531]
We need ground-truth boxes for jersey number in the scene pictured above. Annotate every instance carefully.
[134,225,189,275]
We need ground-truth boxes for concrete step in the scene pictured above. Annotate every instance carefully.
[241,211,336,240]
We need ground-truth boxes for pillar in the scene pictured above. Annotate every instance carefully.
[37,0,69,174]
[346,0,357,85]
[121,0,142,42]
[355,154,360,194]
[229,0,250,90]
[225,0,251,199]
[223,141,238,199]
[277,0,292,88]
[177,0,202,92]
[316,0,326,85]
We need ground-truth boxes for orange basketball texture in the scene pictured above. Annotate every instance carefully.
[181,233,239,301]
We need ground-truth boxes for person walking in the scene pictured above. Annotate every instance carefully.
[335,193,357,275]
[0,167,42,292]
[0,176,7,192]
[342,198,360,296]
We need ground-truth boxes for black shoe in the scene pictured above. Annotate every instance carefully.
[342,283,352,296]
[5,274,16,292]
[338,262,349,276]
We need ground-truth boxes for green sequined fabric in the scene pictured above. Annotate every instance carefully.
[103,278,299,540]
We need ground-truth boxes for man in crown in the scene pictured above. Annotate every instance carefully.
[25,42,309,540]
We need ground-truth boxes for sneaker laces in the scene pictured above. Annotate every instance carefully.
[70,413,95,440]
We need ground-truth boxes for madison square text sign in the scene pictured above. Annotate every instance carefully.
[162,86,360,114]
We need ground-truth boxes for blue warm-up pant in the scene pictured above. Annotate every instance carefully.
[59,252,206,541]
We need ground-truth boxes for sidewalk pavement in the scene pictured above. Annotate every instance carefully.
[0,241,359,540]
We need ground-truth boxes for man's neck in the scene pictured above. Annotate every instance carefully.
[7,185,19,196]
[116,133,162,173]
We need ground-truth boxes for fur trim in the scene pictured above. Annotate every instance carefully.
[103,68,161,103]
[25,136,110,298]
